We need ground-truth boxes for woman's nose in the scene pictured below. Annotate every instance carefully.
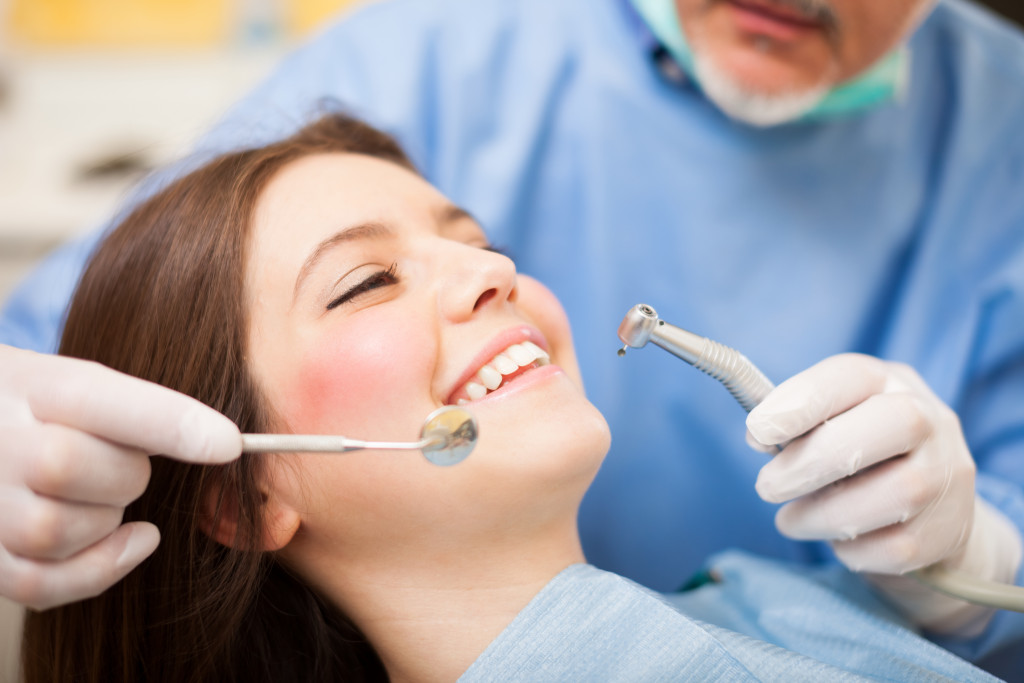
[439,246,518,322]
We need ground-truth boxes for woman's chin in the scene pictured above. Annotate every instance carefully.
[472,393,610,502]
[470,367,609,464]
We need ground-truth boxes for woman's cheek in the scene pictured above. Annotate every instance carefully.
[281,318,432,437]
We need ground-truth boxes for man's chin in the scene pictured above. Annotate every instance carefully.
[693,53,830,126]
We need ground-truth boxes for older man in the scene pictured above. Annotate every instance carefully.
[2,0,1023,674]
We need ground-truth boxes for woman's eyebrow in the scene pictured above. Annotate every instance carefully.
[292,221,394,302]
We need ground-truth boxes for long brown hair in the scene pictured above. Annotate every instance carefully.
[21,113,416,683]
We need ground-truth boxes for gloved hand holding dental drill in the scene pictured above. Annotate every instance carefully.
[0,345,241,610]
[745,353,1022,635]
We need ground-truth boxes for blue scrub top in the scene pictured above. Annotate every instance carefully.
[3,0,1024,672]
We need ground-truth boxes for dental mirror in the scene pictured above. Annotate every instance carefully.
[240,405,478,466]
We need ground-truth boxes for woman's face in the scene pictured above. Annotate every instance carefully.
[244,153,609,567]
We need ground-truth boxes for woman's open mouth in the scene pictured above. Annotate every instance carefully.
[448,341,550,405]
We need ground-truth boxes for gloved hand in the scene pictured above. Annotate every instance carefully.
[746,353,1023,633]
[0,345,241,610]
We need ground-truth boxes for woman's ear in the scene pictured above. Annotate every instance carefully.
[200,474,301,552]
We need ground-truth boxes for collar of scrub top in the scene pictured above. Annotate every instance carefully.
[622,0,912,122]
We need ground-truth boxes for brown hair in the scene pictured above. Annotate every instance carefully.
[21,113,415,683]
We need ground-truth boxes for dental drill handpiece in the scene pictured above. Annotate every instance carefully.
[617,303,775,414]
[616,302,1024,613]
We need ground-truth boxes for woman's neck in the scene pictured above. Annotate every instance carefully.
[307,521,585,682]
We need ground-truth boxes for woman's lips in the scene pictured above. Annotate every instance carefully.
[725,0,825,42]
[448,341,551,405]
[459,363,563,407]
[445,326,551,405]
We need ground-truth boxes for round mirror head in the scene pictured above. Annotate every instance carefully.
[419,405,478,466]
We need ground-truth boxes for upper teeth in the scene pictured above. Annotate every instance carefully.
[457,341,550,404]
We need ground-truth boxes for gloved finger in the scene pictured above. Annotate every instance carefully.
[772,456,942,541]
[0,522,160,611]
[756,392,931,503]
[17,350,241,464]
[830,504,973,575]
[0,487,126,561]
[745,430,777,454]
[2,423,151,506]
[778,450,975,576]
[746,353,888,447]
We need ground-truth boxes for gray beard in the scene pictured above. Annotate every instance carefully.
[692,50,831,127]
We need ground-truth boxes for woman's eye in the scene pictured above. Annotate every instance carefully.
[326,263,400,311]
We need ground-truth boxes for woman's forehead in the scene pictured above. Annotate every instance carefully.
[246,153,484,293]
[253,154,442,248]
[266,152,433,208]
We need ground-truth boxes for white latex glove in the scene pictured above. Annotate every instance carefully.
[0,345,241,610]
[747,353,1023,632]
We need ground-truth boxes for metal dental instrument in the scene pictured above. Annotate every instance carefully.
[617,303,774,412]
[617,302,1024,613]
[240,405,478,467]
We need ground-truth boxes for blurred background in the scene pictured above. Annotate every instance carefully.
[0,1,1021,681]
[0,0,372,311]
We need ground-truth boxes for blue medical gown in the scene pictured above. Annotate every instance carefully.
[460,552,998,681]
[3,0,1024,669]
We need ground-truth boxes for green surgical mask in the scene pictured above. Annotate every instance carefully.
[628,0,909,123]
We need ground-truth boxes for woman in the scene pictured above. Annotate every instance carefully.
[22,114,995,682]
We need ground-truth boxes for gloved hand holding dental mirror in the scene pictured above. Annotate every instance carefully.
[0,347,476,615]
